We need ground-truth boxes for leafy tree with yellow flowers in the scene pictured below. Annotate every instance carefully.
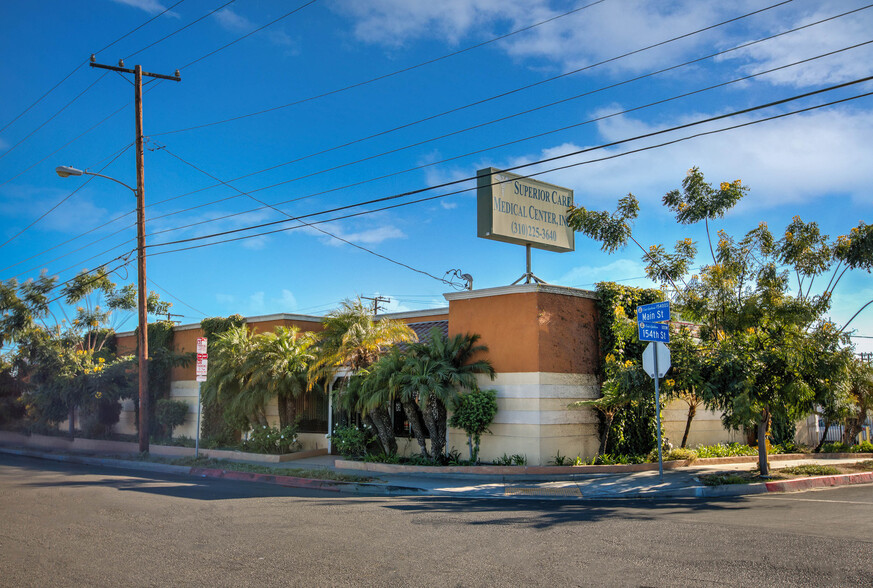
[569,167,872,475]
[2,268,173,437]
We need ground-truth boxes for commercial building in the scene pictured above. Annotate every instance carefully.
[115,283,741,465]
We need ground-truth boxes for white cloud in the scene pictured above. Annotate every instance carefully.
[213,8,298,50]
[557,258,651,289]
[214,8,253,33]
[109,0,171,15]
[719,2,873,88]
[309,222,406,247]
[453,105,873,211]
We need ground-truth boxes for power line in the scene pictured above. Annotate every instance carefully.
[0,73,109,163]
[5,32,867,281]
[0,102,130,188]
[153,0,796,137]
[141,3,867,220]
[0,0,186,136]
[141,38,873,241]
[147,276,208,317]
[158,145,459,287]
[124,0,239,61]
[180,0,320,70]
[143,80,873,256]
[0,143,133,252]
[157,0,610,134]
[1,3,860,277]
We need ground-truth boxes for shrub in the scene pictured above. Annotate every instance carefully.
[665,447,698,462]
[820,442,850,454]
[329,424,372,458]
[771,441,805,454]
[551,451,568,466]
[241,424,300,454]
[155,399,188,440]
[449,388,498,462]
[695,442,757,458]
[849,440,873,453]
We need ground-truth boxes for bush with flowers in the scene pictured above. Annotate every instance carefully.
[240,423,301,454]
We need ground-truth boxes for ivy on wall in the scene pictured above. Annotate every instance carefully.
[198,315,245,447]
[133,320,193,438]
[595,281,664,456]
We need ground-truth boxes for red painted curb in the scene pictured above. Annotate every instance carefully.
[765,471,873,493]
[190,467,341,492]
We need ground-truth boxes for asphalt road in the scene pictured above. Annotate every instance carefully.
[1,454,871,587]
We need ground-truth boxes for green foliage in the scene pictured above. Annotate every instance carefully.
[494,453,527,466]
[700,473,750,486]
[571,167,873,476]
[155,399,188,440]
[585,281,663,457]
[778,464,840,476]
[329,424,373,458]
[654,447,698,462]
[199,315,245,446]
[551,450,568,466]
[584,453,646,465]
[820,442,850,453]
[240,424,300,454]
[852,440,873,453]
[450,388,498,462]
[695,442,758,458]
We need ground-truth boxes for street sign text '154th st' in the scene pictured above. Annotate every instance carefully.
[637,301,670,343]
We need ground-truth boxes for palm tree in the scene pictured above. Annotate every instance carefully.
[363,347,431,458]
[204,324,260,429]
[308,299,417,455]
[246,326,315,429]
[205,325,315,431]
[405,329,495,460]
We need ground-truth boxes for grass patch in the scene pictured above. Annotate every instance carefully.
[119,454,372,483]
[699,460,873,486]
[700,473,752,486]
[777,464,840,477]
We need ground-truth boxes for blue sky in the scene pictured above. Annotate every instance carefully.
[1,0,871,352]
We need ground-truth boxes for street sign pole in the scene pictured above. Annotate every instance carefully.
[195,382,202,458]
[195,337,207,459]
[654,344,663,481]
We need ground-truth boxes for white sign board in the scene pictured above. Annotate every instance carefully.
[642,342,671,379]
[196,337,207,355]
[476,167,575,253]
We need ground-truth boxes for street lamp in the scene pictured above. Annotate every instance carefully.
[56,165,151,453]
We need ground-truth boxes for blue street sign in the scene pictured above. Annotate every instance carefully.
[638,321,670,343]
[637,300,670,323]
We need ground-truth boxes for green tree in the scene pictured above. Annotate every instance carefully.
[406,329,495,461]
[449,388,498,462]
[309,299,417,455]
[569,167,872,475]
[360,347,431,458]
[246,326,315,429]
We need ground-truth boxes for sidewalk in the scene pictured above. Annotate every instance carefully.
[3,444,871,500]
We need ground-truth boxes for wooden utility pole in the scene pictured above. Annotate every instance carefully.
[362,295,390,315]
[90,58,180,453]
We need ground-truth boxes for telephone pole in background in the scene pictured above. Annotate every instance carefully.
[90,57,181,453]
[362,296,390,315]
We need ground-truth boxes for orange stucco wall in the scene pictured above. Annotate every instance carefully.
[447,291,598,374]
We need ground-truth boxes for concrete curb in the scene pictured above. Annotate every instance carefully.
[765,471,873,493]
[3,446,872,500]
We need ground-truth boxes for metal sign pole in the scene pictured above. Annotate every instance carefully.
[654,343,664,481]
[195,382,202,459]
